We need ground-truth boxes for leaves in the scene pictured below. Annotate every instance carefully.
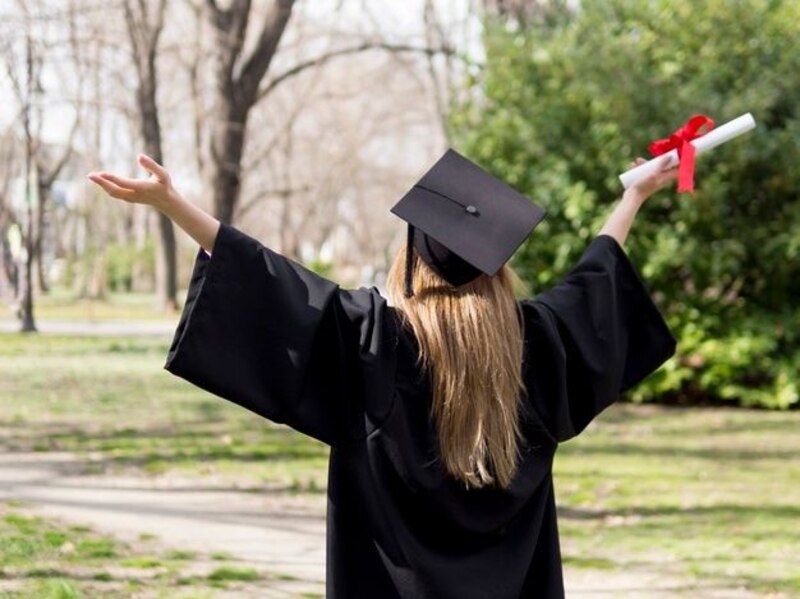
[453,0,800,408]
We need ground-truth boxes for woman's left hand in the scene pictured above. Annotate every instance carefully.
[626,155,679,203]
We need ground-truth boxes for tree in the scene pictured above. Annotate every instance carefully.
[202,0,457,224]
[453,0,800,408]
[123,0,178,310]
[1,8,43,332]
[204,0,296,224]
[481,0,571,26]
[34,121,79,294]
[0,130,19,300]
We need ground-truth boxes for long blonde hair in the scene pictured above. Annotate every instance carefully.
[386,243,526,489]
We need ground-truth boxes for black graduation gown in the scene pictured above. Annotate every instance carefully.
[165,223,676,599]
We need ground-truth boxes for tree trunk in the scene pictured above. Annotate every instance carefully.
[140,80,178,310]
[206,0,296,223]
[34,178,49,293]
[19,33,36,333]
[0,220,18,298]
[125,0,178,311]
[209,102,248,224]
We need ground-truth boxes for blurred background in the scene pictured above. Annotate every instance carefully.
[0,1,798,597]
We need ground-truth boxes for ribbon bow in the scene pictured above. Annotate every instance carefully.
[648,114,715,193]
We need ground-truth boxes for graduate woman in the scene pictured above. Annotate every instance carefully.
[88,149,678,598]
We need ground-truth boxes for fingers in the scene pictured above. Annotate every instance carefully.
[627,157,650,169]
[139,154,169,182]
[654,164,680,189]
[87,153,170,204]
[658,154,677,172]
[95,172,151,191]
[87,173,136,201]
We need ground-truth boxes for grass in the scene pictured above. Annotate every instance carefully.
[0,333,329,491]
[0,288,178,322]
[209,551,236,561]
[206,566,260,582]
[0,505,271,597]
[554,404,800,595]
[1,333,799,595]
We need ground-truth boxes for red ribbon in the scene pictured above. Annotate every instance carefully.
[648,114,715,193]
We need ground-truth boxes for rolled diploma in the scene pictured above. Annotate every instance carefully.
[619,113,757,189]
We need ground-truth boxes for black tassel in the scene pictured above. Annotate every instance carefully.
[404,224,415,298]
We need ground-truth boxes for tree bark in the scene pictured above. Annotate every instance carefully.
[206,0,295,223]
[203,1,454,224]
[19,28,37,332]
[124,0,178,311]
[34,176,48,293]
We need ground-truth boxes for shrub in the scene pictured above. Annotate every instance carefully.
[452,0,800,408]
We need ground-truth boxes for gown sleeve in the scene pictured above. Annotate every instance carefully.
[164,223,388,446]
[520,234,676,442]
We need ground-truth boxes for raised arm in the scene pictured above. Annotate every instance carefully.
[599,155,678,247]
[88,154,220,252]
[522,155,679,441]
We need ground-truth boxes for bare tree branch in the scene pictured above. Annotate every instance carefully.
[203,0,220,19]
[237,184,313,219]
[39,116,79,188]
[255,41,456,104]
[237,0,295,104]
[209,0,251,87]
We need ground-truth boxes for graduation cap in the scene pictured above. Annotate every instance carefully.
[390,148,546,297]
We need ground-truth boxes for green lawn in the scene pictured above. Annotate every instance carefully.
[0,504,304,598]
[0,289,178,322]
[555,405,800,595]
[0,334,328,491]
[1,333,798,595]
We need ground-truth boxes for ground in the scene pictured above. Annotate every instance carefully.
[0,318,798,598]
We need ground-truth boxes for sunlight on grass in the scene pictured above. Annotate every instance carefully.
[0,333,329,490]
[0,289,178,322]
[2,334,799,595]
[0,504,274,597]
[554,404,800,594]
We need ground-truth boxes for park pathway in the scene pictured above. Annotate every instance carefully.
[0,451,770,598]
[0,451,326,596]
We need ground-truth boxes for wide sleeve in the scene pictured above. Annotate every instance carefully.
[520,234,676,442]
[164,223,389,446]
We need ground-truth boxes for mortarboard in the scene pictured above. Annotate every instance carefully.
[390,148,546,297]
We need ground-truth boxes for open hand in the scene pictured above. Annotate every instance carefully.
[88,154,178,210]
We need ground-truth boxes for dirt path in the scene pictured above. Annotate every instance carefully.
[0,451,326,596]
[0,451,767,598]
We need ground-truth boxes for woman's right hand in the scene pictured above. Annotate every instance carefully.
[88,154,179,211]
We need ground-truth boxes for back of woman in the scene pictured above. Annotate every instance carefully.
[323,227,673,598]
[90,148,677,598]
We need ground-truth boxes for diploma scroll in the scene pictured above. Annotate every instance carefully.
[619,113,757,189]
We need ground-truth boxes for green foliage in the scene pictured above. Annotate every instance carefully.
[305,258,334,279]
[105,240,155,292]
[452,0,800,408]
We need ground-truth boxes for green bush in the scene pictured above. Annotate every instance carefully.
[105,240,155,292]
[452,0,800,408]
